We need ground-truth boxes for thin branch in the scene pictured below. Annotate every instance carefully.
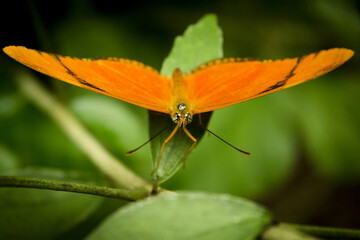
[0,176,148,201]
[15,71,152,191]
[284,223,360,239]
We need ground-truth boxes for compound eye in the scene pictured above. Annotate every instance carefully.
[184,113,193,123]
[172,112,181,123]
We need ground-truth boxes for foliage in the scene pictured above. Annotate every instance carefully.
[0,1,359,239]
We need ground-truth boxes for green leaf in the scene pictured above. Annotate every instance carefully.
[87,192,272,240]
[0,167,103,240]
[161,14,223,76]
[150,14,223,184]
[149,112,212,184]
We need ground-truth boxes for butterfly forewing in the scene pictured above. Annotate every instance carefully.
[4,46,172,113]
[185,48,354,114]
[285,48,353,88]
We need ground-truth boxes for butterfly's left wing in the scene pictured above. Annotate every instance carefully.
[184,48,354,114]
[4,46,172,113]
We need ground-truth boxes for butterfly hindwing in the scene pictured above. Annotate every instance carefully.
[4,46,172,113]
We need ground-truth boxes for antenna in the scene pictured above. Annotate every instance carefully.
[126,124,171,156]
[199,114,250,156]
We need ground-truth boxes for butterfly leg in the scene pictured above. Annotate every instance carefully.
[152,123,181,175]
[182,124,197,168]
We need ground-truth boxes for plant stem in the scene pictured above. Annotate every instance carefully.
[16,71,152,191]
[0,176,148,201]
[284,223,360,239]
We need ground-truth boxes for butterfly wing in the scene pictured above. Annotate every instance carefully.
[185,48,354,114]
[4,46,172,113]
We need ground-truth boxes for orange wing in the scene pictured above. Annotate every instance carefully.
[4,46,172,113]
[185,48,354,114]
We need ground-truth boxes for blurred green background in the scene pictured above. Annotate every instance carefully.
[0,0,359,238]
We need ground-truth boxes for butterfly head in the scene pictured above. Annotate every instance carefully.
[171,103,193,126]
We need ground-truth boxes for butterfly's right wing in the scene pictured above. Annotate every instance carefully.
[4,46,172,113]
[184,48,353,114]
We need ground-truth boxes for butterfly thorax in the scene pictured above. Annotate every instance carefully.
[170,68,193,126]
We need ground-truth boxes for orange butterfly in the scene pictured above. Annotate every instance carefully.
[3,46,354,167]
